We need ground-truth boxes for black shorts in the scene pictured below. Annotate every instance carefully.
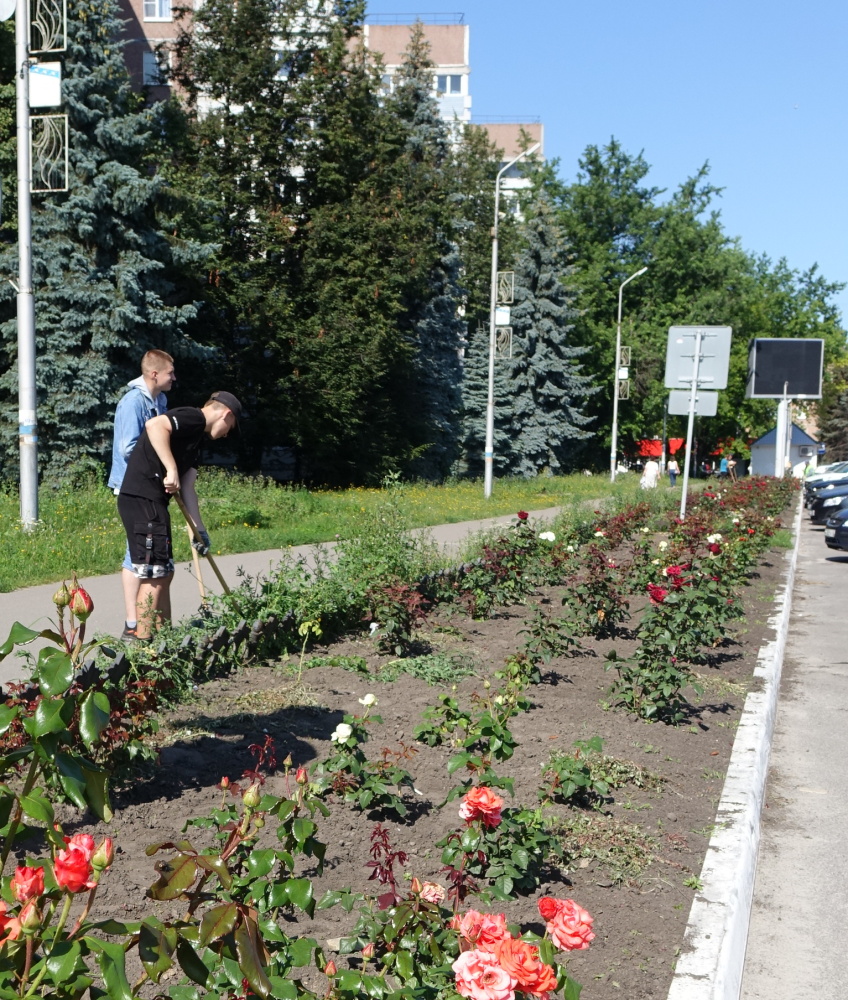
[117,494,174,579]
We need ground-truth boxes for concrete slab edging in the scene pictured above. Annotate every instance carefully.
[666,496,803,1000]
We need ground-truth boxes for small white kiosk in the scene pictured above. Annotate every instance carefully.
[749,423,820,477]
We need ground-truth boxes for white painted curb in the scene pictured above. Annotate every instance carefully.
[666,497,803,1000]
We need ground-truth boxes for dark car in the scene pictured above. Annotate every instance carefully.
[805,478,848,507]
[809,484,848,524]
[824,507,848,550]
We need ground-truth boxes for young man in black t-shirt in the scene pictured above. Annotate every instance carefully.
[117,391,242,639]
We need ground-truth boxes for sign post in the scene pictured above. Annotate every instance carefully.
[665,326,732,518]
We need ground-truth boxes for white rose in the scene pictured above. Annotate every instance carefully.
[566,544,575,552]
[331,723,353,743]
[652,558,660,565]
[369,622,380,634]
[706,533,722,544]
[594,530,605,537]
[539,531,556,542]
[641,526,649,533]
[358,693,377,707]
[658,540,668,551]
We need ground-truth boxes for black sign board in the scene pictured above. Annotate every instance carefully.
[746,338,823,399]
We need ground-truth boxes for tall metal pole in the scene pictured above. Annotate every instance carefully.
[609,266,647,482]
[483,141,540,498]
[16,1,37,527]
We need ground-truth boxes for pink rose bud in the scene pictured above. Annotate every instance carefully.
[362,942,375,959]
[91,837,114,872]
[52,582,71,608]
[18,899,41,936]
[283,753,293,768]
[324,961,337,977]
[69,586,93,621]
[219,776,230,789]
[410,877,423,894]
[295,767,308,786]
[242,784,261,809]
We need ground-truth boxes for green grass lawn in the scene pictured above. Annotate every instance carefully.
[0,470,650,592]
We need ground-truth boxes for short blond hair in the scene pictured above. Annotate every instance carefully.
[141,349,174,374]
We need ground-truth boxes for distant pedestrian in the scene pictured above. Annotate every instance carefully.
[667,458,680,487]
[640,458,660,489]
[728,456,737,482]
[719,456,729,479]
[108,350,175,640]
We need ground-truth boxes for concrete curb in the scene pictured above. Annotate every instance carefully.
[666,497,803,1000]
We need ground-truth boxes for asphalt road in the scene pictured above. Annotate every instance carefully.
[741,518,848,998]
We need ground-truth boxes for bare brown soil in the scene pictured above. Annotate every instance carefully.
[57,546,786,999]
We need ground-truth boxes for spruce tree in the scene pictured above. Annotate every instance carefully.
[0,0,213,481]
[384,22,464,481]
[504,193,596,475]
[459,321,515,477]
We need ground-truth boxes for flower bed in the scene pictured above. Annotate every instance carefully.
[0,477,797,998]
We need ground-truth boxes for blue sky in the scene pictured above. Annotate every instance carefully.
[366,1,848,323]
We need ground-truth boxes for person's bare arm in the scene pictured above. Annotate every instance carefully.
[145,414,180,493]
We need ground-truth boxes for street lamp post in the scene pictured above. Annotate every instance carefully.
[15,2,37,527]
[483,140,541,499]
[609,266,647,482]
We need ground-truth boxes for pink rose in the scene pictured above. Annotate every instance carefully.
[456,910,510,951]
[543,898,595,951]
[459,787,504,828]
[420,881,446,905]
[453,948,516,1000]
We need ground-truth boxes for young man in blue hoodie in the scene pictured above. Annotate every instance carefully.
[108,350,176,639]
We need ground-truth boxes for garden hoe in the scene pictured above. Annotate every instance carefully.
[173,491,241,616]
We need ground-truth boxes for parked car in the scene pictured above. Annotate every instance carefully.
[809,484,848,524]
[805,475,848,506]
[806,460,848,485]
[824,507,848,551]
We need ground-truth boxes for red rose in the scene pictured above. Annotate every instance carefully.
[64,834,96,861]
[517,511,529,521]
[10,866,44,903]
[54,846,95,894]
[0,902,21,946]
[647,583,668,604]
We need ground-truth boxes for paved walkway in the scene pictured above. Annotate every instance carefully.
[0,508,560,686]
[740,518,848,998]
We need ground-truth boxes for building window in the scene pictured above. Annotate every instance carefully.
[435,74,462,95]
[379,73,394,96]
[143,0,171,21]
[143,49,169,86]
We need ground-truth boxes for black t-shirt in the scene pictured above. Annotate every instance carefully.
[120,407,206,502]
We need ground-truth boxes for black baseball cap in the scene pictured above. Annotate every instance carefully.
[209,391,243,424]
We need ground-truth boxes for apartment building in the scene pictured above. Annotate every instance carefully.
[117,0,186,96]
